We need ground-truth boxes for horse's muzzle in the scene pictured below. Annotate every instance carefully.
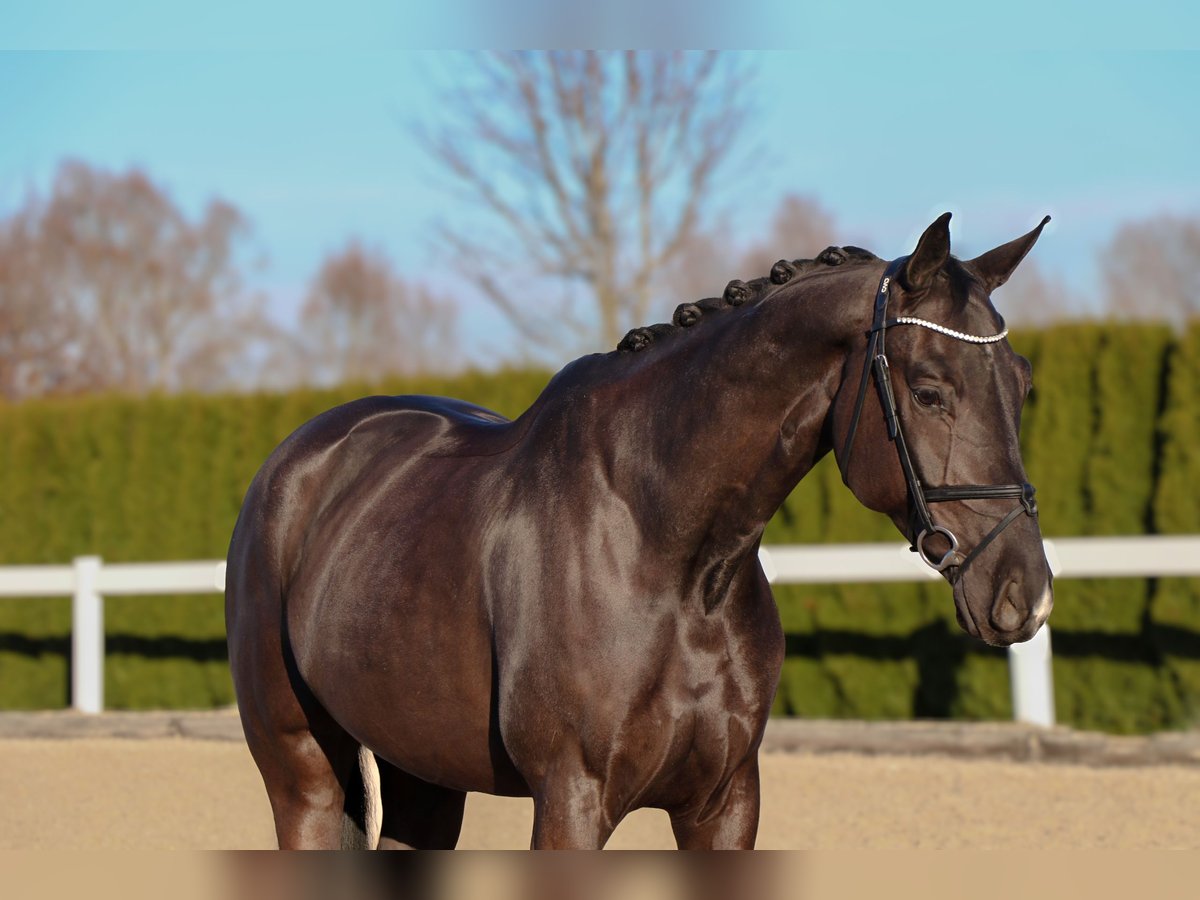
[954,576,1053,647]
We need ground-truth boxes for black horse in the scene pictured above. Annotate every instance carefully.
[226,213,1053,849]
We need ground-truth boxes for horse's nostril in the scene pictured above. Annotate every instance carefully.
[991,581,1024,632]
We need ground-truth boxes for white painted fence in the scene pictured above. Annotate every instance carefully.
[0,557,228,714]
[761,536,1200,727]
[1,536,1197,725]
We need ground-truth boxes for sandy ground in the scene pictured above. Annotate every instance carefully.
[2,737,1198,850]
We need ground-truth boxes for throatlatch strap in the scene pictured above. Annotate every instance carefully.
[839,328,879,480]
[840,257,908,483]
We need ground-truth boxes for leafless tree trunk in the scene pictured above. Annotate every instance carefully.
[419,51,751,354]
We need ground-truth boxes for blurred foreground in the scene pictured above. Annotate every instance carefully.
[7,851,1199,900]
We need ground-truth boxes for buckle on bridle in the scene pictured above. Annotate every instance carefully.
[1020,482,1038,517]
[915,525,963,572]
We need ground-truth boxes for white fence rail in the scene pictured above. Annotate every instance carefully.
[1,537,1198,724]
[0,557,229,714]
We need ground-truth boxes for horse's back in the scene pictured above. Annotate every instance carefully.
[229,393,511,573]
[264,393,513,488]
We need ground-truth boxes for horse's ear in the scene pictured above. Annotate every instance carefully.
[901,212,953,295]
[967,215,1051,292]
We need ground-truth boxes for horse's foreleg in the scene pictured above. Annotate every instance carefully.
[374,758,467,849]
[669,758,761,850]
[530,769,617,849]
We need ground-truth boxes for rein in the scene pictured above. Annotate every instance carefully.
[840,257,1038,579]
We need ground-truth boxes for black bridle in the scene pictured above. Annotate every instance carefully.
[840,257,1038,579]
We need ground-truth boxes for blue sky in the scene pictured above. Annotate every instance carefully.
[1,43,1198,364]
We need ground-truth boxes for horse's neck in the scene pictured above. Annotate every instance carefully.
[587,266,874,562]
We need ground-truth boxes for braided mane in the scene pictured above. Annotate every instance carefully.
[616,246,879,352]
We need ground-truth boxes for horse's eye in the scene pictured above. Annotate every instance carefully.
[913,387,942,408]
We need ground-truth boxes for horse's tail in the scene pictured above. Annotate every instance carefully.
[340,746,381,849]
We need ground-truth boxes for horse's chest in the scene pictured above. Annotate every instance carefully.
[597,627,775,788]
[598,675,766,812]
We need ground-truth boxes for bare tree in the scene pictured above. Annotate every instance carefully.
[735,194,839,278]
[297,240,458,385]
[420,51,752,353]
[0,209,79,398]
[0,160,271,400]
[662,193,838,304]
[1103,214,1200,328]
[996,259,1082,328]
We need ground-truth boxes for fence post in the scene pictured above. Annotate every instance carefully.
[1007,624,1055,727]
[72,556,103,714]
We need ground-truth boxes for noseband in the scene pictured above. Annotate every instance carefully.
[840,257,1038,579]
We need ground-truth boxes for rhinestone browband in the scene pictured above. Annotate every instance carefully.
[888,316,1009,344]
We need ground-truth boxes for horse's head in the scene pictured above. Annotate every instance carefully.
[832,213,1053,646]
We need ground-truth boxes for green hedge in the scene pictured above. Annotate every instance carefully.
[1150,324,1200,729]
[2,327,1199,733]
